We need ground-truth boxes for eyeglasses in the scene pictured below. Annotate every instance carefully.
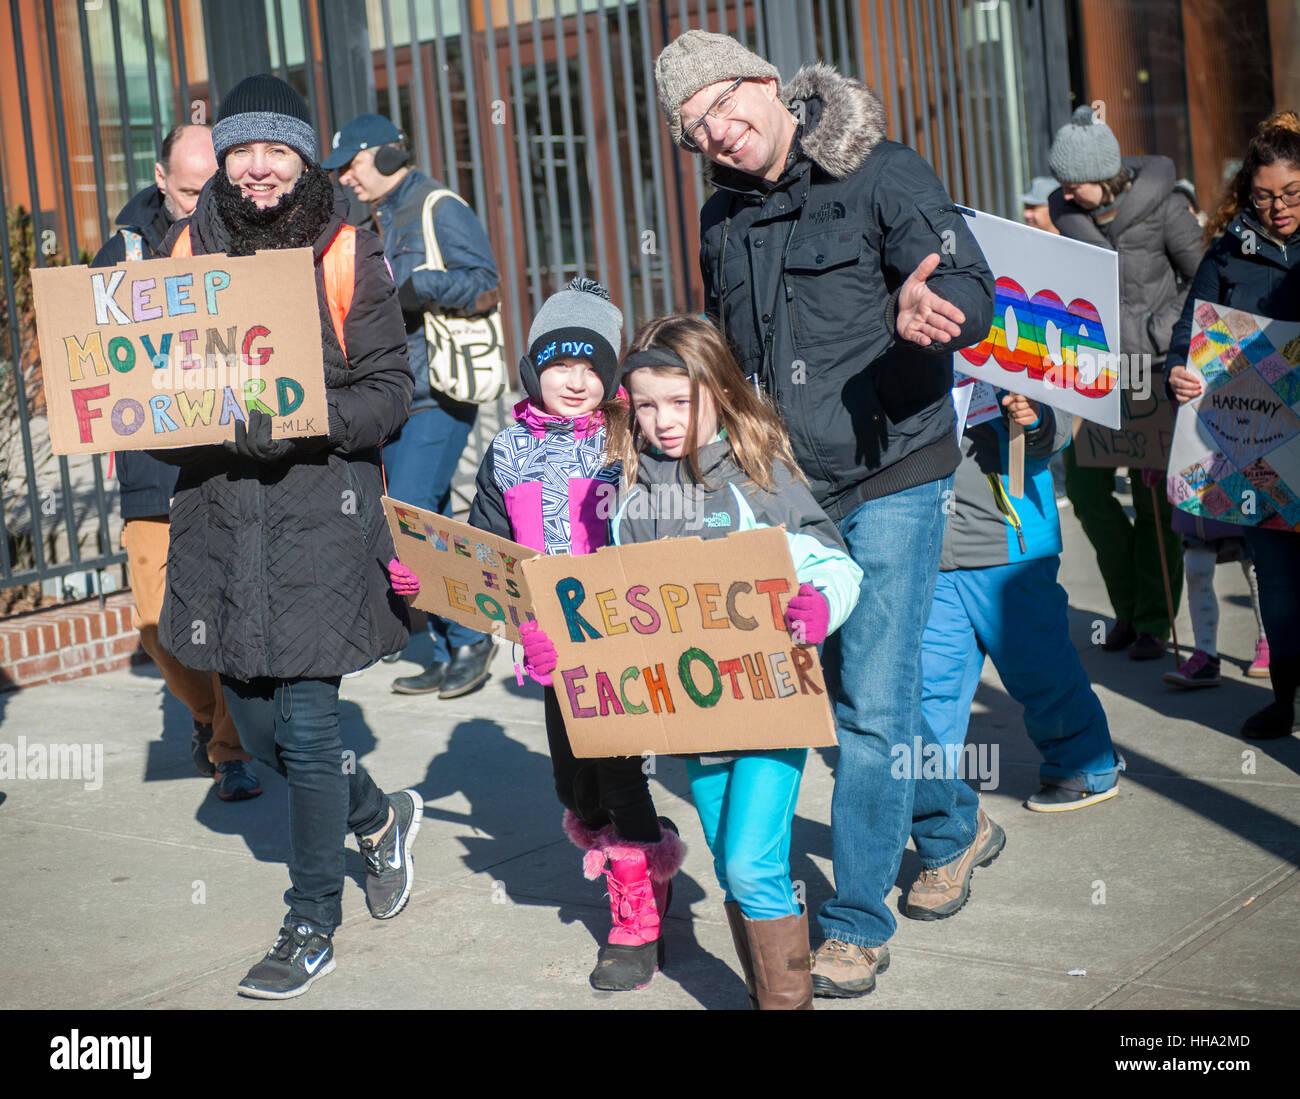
[1251,186,1300,210]
[681,78,744,152]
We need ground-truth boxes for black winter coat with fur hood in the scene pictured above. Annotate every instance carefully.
[153,180,413,681]
[700,64,995,522]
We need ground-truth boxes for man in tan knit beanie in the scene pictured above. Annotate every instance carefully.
[656,29,1001,1006]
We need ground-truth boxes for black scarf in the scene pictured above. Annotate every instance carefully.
[210,162,336,256]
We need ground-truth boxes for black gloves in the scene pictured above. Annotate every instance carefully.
[226,410,329,463]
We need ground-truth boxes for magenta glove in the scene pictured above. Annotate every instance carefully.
[520,620,558,686]
[388,557,420,597]
[784,582,830,645]
[1139,467,1162,488]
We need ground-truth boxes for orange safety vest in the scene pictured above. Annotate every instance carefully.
[171,223,356,358]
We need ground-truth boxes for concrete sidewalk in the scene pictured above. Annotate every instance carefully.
[0,500,1296,1011]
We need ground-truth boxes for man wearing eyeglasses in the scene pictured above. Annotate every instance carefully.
[655,31,997,1000]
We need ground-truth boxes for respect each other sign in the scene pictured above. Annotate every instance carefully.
[521,527,838,758]
[32,249,329,455]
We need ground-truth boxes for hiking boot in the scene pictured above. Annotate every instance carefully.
[392,660,448,695]
[810,938,890,998]
[1163,649,1221,689]
[1025,783,1119,812]
[357,789,423,919]
[236,917,334,999]
[1102,619,1136,652]
[1128,633,1166,661]
[215,759,262,801]
[904,808,1005,920]
[1246,639,1270,679]
[438,639,495,699]
[191,721,215,777]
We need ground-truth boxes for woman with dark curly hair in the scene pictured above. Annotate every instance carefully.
[1167,111,1300,740]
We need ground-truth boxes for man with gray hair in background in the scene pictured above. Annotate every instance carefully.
[92,123,261,801]
[655,30,1000,1000]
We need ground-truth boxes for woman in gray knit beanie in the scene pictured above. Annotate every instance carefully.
[1048,104,1205,664]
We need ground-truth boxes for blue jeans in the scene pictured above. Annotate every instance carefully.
[922,559,1122,793]
[685,749,807,920]
[221,676,390,933]
[817,476,979,948]
[383,398,484,659]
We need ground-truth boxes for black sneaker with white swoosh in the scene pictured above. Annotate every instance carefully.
[358,789,423,919]
[236,918,335,999]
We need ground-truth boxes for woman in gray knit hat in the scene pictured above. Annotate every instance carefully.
[1047,105,1204,663]
[155,74,421,1000]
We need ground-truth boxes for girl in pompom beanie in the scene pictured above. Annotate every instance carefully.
[388,278,683,992]
[526,313,862,1008]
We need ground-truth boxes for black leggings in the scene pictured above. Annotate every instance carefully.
[544,686,662,843]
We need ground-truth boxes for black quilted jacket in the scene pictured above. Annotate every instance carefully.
[154,185,413,680]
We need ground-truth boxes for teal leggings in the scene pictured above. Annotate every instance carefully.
[684,748,808,919]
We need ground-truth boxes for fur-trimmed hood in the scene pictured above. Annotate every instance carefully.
[783,62,887,179]
[706,62,886,188]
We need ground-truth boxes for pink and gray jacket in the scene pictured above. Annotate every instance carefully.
[467,399,620,555]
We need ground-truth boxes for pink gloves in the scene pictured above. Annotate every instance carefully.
[1139,467,1162,488]
[388,558,420,597]
[784,582,830,646]
[519,620,558,686]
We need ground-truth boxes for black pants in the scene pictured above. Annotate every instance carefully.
[544,686,661,843]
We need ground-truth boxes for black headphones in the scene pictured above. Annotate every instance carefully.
[374,135,411,176]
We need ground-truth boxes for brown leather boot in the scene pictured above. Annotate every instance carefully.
[724,901,758,1009]
[743,909,813,1010]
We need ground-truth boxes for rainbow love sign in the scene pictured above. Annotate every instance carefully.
[956,208,1121,429]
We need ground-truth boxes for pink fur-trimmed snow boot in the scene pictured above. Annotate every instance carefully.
[563,811,685,991]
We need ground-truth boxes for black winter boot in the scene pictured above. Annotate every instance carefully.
[1241,655,1299,740]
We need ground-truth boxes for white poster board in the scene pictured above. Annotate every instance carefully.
[955,207,1122,429]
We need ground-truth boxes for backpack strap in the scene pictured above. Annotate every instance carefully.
[416,188,468,273]
[120,228,144,261]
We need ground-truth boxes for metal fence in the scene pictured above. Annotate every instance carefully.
[0,0,1059,601]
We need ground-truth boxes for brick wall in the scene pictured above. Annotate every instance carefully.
[0,593,145,691]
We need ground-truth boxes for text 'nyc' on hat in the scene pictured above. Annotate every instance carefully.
[322,114,403,170]
[654,29,780,146]
[521,278,624,404]
[212,74,318,164]
[1049,105,1122,184]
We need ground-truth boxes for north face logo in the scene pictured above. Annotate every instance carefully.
[809,200,847,224]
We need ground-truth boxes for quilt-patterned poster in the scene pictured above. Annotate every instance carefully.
[1166,301,1300,531]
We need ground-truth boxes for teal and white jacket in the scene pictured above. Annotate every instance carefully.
[611,437,862,633]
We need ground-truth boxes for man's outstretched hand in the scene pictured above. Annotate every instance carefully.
[895,253,967,347]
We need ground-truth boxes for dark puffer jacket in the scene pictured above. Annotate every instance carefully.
[700,64,994,522]
[154,182,413,680]
[1167,208,1300,369]
[1049,155,1204,364]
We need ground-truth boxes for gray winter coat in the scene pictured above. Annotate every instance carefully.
[1049,155,1204,365]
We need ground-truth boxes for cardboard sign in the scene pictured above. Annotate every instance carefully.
[32,249,329,455]
[1072,385,1176,469]
[382,497,540,643]
[521,526,838,759]
[956,207,1122,429]
[1166,301,1300,531]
